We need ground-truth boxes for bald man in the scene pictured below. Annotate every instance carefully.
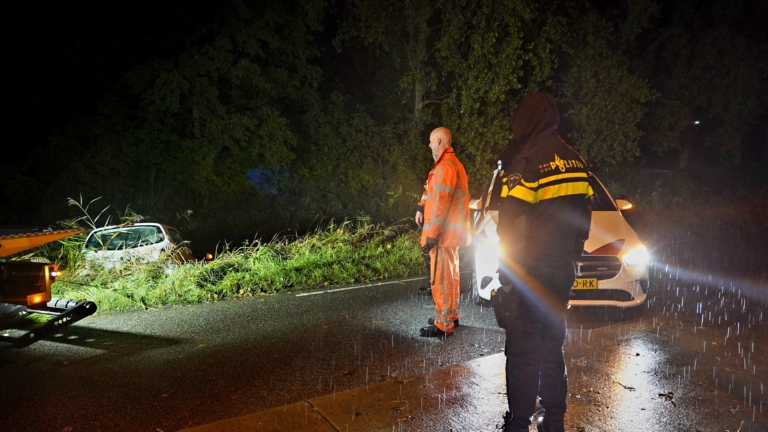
[418,127,471,337]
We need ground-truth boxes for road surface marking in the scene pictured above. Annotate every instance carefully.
[295,277,425,297]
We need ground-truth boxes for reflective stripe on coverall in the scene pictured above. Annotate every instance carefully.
[429,246,460,332]
[421,149,470,333]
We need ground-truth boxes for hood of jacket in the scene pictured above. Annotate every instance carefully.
[500,91,560,164]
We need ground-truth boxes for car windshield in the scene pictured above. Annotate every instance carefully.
[85,226,165,251]
[589,174,618,211]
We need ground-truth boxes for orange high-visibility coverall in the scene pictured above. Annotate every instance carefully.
[421,149,470,333]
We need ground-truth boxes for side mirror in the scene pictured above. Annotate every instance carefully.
[615,199,633,211]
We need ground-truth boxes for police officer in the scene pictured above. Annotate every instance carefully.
[494,92,593,432]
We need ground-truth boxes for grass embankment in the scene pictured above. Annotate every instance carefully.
[51,219,424,312]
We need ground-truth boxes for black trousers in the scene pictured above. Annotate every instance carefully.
[500,260,575,429]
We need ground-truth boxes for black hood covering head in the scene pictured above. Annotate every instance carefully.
[500,91,560,166]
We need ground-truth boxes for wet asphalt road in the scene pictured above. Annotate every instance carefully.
[1,227,767,432]
[0,276,505,432]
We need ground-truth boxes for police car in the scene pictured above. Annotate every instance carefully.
[469,164,649,308]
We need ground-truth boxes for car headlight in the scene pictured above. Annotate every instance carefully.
[622,245,648,266]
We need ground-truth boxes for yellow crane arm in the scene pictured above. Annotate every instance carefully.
[0,228,84,258]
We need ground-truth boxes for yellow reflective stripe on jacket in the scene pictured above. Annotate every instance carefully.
[519,172,588,188]
[501,181,593,203]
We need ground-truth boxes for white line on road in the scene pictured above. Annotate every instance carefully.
[295,276,425,297]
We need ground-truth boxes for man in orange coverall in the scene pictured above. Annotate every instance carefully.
[418,127,471,337]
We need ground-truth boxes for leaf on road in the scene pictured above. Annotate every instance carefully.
[658,392,676,407]
[615,381,636,391]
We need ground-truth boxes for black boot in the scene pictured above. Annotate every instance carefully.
[537,413,565,432]
[428,317,459,328]
[419,325,451,337]
[497,410,528,432]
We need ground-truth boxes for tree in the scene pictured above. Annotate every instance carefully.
[54,1,328,243]
[339,0,571,192]
[635,0,766,169]
[436,0,569,184]
[339,0,658,181]
[559,4,656,169]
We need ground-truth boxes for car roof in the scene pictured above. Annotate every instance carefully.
[86,223,183,235]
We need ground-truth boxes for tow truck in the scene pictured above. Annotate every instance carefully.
[0,228,97,348]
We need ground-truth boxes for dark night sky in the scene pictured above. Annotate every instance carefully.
[8,2,215,151]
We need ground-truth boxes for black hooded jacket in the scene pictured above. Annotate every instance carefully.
[496,92,593,284]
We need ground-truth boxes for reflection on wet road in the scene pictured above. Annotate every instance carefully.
[562,227,767,431]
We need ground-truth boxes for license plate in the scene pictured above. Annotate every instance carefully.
[573,278,597,290]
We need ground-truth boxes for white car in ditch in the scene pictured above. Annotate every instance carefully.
[470,165,649,308]
[82,223,196,271]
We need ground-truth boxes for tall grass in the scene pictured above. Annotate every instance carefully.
[51,217,424,312]
[12,196,143,268]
